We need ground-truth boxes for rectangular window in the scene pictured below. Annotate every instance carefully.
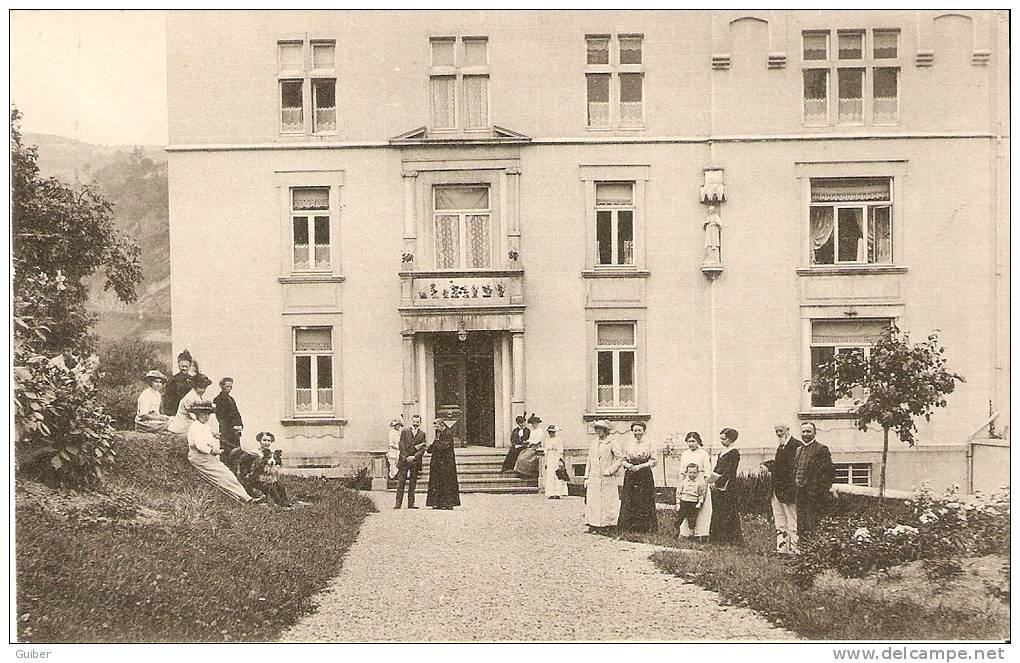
[596,322,637,409]
[834,463,872,486]
[809,178,892,265]
[810,319,890,407]
[594,182,635,266]
[294,327,333,415]
[802,29,901,126]
[433,185,491,269]
[291,187,330,272]
[429,37,490,131]
[278,39,336,135]
[585,34,643,129]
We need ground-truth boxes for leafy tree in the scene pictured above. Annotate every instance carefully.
[11,108,142,352]
[811,324,964,496]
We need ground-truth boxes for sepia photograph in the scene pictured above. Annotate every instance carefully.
[8,8,1011,651]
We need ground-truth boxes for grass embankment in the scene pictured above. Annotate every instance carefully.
[16,432,377,642]
[620,512,1008,641]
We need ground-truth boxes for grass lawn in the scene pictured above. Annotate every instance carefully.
[16,432,377,642]
[618,510,1008,641]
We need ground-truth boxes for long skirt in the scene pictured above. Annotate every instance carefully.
[585,475,620,527]
[544,449,569,497]
[426,449,461,508]
[188,449,252,503]
[617,466,658,533]
[678,484,713,538]
[514,447,540,478]
[710,489,743,543]
[134,418,170,433]
[501,445,524,471]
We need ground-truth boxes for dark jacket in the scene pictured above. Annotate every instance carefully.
[713,448,740,491]
[213,391,243,442]
[398,427,427,467]
[770,436,803,503]
[164,372,192,416]
[509,425,530,448]
[794,441,835,497]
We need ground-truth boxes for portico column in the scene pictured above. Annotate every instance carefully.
[500,334,512,446]
[401,332,417,423]
[511,331,525,416]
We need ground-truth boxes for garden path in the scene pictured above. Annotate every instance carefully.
[280,492,796,642]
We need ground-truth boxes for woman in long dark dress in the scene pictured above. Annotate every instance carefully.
[426,418,461,510]
[617,421,659,534]
[709,427,743,544]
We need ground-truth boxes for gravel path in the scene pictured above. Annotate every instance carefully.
[280,492,796,642]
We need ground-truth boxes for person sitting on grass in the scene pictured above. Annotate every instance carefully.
[186,400,264,504]
[168,373,215,435]
[675,462,707,534]
[134,370,171,433]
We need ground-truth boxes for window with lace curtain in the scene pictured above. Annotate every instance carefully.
[291,187,331,272]
[293,327,333,415]
[801,29,899,126]
[595,182,635,266]
[809,178,892,265]
[585,34,644,129]
[433,185,491,269]
[596,322,637,410]
[429,37,489,131]
[277,40,337,135]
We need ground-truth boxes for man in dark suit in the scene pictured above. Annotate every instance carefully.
[793,421,835,541]
[501,415,530,473]
[394,414,427,509]
[766,422,802,554]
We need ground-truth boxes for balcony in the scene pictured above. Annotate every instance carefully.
[399,268,524,312]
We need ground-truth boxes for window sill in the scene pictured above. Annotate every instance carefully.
[280,417,347,426]
[583,412,650,422]
[278,274,346,284]
[797,266,906,276]
[582,269,650,279]
[798,410,858,421]
[400,268,524,278]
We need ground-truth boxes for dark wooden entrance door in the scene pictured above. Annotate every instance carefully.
[433,333,495,447]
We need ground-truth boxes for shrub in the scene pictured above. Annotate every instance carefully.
[729,471,774,518]
[96,337,171,429]
[338,465,372,491]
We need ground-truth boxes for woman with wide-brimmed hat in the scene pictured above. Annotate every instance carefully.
[543,424,569,498]
[134,370,171,433]
[513,413,544,479]
[677,431,713,541]
[185,400,262,504]
[583,420,625,533]
[386,417,403,480]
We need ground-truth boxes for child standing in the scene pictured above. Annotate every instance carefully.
[676,462,707,533]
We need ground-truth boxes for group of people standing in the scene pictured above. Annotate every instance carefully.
[581,419,836,552]
[387,415,461,510]
[134,350,293,507]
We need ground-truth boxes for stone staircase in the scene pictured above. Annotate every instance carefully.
[387,446,539,494]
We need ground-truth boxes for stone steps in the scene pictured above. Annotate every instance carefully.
[388,448,537,493]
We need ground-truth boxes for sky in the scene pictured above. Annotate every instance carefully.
[11,10,168,146]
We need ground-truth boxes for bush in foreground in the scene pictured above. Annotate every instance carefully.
[16,432,377,642]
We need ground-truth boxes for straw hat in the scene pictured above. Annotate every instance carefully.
[187,399,216,413]
[144,370,167,383]
[592,420,611,432]
[546,424,561,433]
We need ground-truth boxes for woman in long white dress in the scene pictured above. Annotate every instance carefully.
[677,431,713,540]
[186,400,260,504]
[386,418,402,479]
[584,420,625,533]
[543,424,568,498]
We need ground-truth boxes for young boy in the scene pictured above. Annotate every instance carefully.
[676,462,707,532]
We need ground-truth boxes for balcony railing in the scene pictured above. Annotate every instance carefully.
[399,268,524,309]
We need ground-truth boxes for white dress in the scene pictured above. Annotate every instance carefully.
[543,434,569,497]
[134,387,169,433]
[677,447,713,538]
[187,419,251,503]
[584,436,624,527]
[168,389,216,434]
[387,427,401,479]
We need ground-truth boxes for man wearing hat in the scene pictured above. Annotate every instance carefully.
[185,400,261,504]
[134,370,171,433]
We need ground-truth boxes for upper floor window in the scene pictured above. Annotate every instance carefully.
[278,40,337,135]
[294,327,334,415]
[595,182,635,266]
[801,29,900,126]
[596,322,637,410]
[433,185,491,269]
[430,37,489,131]
[291,187,331,272]
[585,34,644,129]
[809,178,892,265]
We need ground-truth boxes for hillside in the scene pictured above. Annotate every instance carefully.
[26,133,171,344]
